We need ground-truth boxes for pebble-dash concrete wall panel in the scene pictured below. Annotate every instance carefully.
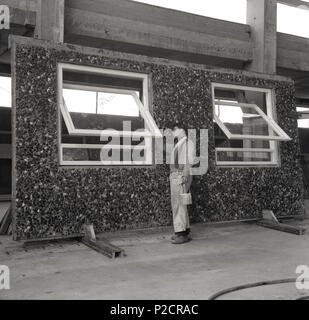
[12,37,304,240]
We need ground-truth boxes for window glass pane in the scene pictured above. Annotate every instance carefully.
[215,88,267,112]
[61,124,145,145]
[215,103,278,137]
[63,70,143,93]
[69,112,145,131]
[63,88,144,131]
[217,150,272,163]
[63,147,146,162]
[63,88,97,113]
[97,92,140,116]
[215,122,271,149]
[63,148,96,161]
[0,76,11,108]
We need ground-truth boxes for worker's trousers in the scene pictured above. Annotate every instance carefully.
[169,171,192,233]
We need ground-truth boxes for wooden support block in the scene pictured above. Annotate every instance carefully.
[83,224,96,243]
[81,238,125,259]
[258,209,306,235]
[21,223,125,259]
[257,220,307,236]
[262,210,279,224]
[81,223,125,258]
[23,234,84,247]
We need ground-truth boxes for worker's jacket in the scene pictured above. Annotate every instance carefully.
[170,136,196,188]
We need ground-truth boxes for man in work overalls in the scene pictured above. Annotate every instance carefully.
[170,125,196,244]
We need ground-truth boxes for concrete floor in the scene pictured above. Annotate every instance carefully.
[1,220,309,300]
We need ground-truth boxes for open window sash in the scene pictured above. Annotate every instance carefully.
[214,101,291,141]
[60,88,162,139]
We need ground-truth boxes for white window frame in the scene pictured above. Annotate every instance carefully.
[57,63,161,166]
[211,82,291,167]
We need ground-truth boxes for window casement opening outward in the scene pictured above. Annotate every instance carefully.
[211,83,291,167]
[57,63,162,166]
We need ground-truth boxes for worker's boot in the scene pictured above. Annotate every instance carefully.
[171,234,178,240]
[171,229,191,241]
[171,233,192,241]
[171,234,191,244]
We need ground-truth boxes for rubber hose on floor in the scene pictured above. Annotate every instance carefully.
[208,278,298,300]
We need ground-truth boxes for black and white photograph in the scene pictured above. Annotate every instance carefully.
[1,0,309,305]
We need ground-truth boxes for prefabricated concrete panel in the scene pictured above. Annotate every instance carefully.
[11,36,304,240]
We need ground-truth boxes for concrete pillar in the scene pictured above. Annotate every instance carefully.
[35,0,64,42]
[246,0,277,74]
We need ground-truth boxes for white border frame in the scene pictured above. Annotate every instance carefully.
[211,82,290,167]
[57,63,160,166]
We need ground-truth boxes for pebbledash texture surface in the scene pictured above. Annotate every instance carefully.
[12,36,304,240]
